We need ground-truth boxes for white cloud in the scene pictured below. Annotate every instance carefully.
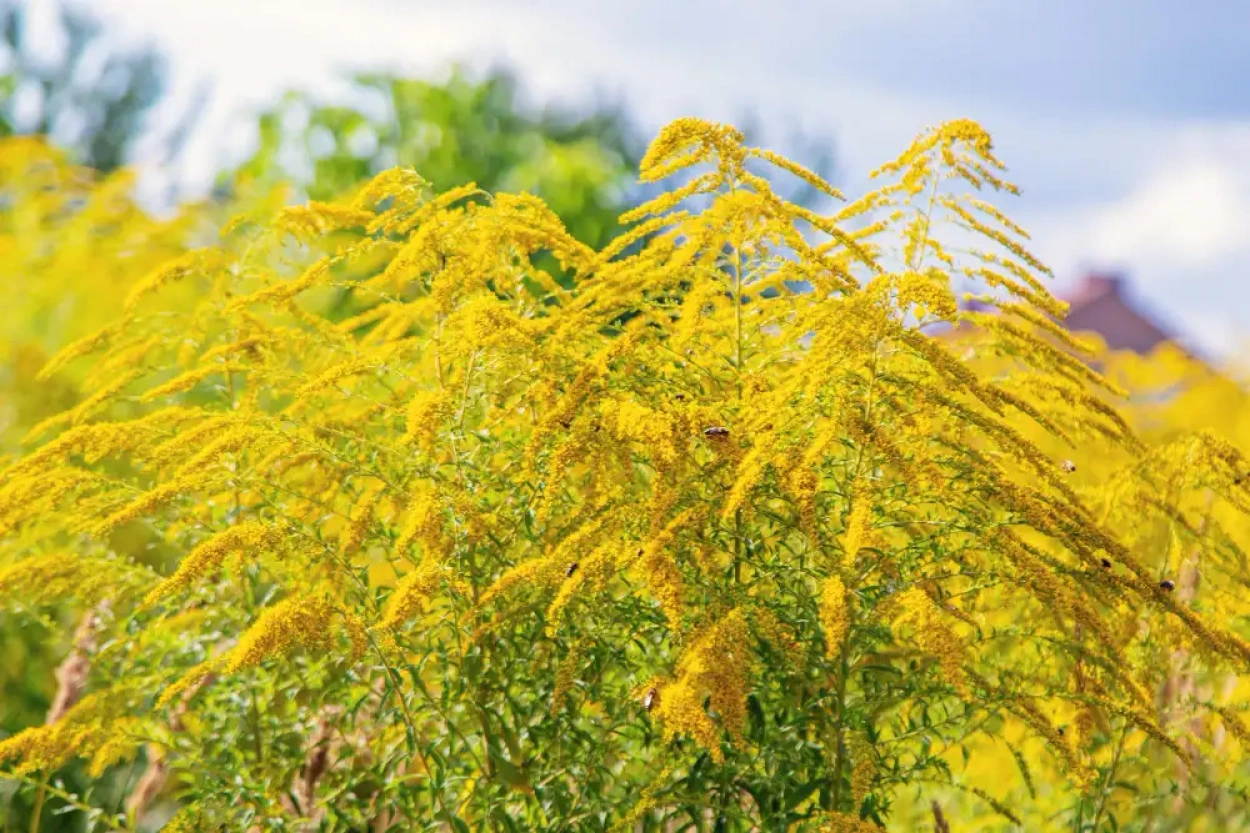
[1020,126,1250,358]
[1087,155,1250,269]
[1026,126,1250,288]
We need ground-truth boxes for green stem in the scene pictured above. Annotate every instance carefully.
[1086,723,1129,833]
[364,628,459,826]
[0,772,133,833]
[829,622,854,813]
[27,774,47,833]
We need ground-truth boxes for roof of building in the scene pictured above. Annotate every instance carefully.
[1059,272,1175,355]
[954,270,1185,358]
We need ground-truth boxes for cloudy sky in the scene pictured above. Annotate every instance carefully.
[89,0,1250,356]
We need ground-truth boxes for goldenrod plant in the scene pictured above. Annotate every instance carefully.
[0,135,280,829]
[3,118,1250,832]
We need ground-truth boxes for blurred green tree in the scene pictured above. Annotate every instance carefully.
[0,0,198,173]
[232,64,643,251]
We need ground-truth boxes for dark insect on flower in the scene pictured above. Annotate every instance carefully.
[559,420,571,430]
[565,562,579,578]
[1061,460,1076,474]
[674,394,686,401]
[1101,558,1112,569]
[1160,579,1175,592]
[643,687,658,712]
[703,426,729,438]
[1057,726,1065,737]
[762,423,774,431]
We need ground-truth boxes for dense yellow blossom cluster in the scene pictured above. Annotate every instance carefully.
[2,117,1249,830]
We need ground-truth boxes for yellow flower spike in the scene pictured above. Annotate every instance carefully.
[820,576,850,658]
[144,521,284,607]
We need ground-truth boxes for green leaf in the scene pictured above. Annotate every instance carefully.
[490,749,532,791]
[783,780,823,813]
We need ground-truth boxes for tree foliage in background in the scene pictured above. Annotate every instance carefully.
[0,0,194,173]
[4,116,1250,833]
[232,65,839,254]
[233,65,643,252]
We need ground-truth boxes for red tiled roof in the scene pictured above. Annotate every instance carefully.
[940,270,1194,361]
[1059,272,1174,354]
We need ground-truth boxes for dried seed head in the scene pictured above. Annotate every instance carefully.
[565,561,579,578]
[643,687,658,712]
[703,426,729,438]
[48,604,107,723]
[1160,579,1175,592]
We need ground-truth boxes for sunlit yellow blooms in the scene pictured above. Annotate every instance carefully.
[819,811,883,832]
[476,517,612,618]
[820,576,850,658]
[0,553,149,607]
[544,543,617,636]
[339,479,385,556]
[841,499,871,568]
[403,388,452,450]
[393,485,447,559]
[1002,687,1095,790]
[145,521,284,606]
[141,362,246,401]
[598,397,680,466]
[274,201,373,241]
[3,118,1249,830]
[223,590,362,673]
[125,250,224,313]
[638,542,687,629]
[609,764,677,833]
[380,554,443,629]
[893,588,967,696]
[0,690,137,776]
[551,636,588,712]
[0,467,103,536]
[653,609,752,761]
[227,256,334,312]
[747,147,845,201]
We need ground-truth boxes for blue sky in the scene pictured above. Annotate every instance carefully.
[91,0,1250,357]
